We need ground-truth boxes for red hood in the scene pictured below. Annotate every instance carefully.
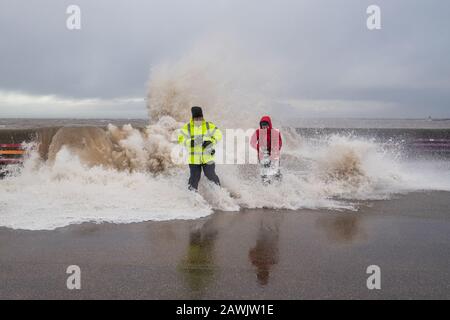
[259,116,273,129]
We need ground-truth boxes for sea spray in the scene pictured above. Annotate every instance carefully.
[2,130,450,230]
[146,37,280,128]
[1,40,450,230]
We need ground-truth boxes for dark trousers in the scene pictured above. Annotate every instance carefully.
[188,163,221,190]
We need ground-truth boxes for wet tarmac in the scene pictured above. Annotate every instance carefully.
[1,191,450,299]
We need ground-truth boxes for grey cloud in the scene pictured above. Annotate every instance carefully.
[0,0,449,117]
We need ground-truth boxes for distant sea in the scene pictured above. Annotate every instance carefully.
[0,118,449,130]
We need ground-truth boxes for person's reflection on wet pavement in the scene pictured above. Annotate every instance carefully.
[248,213,281,286]
[178,217,218,297]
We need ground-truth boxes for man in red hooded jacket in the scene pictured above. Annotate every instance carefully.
[250,116,283,162]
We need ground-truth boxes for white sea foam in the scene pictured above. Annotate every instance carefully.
[1,39,450,230]
[2,132,450,230]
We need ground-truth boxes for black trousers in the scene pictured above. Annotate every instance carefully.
[188,163,221,190]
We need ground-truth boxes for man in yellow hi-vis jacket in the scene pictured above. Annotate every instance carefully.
[178,106,223,191]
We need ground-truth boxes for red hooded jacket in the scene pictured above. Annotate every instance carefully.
[250,116,282,161]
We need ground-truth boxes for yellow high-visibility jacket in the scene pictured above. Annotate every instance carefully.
[178,119,222,165]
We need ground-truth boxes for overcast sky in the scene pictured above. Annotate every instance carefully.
[0,0,449,119]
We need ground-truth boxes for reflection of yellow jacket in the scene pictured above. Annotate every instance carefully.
[178,119,222,164]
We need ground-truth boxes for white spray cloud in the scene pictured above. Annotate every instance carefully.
[2,37,450,230]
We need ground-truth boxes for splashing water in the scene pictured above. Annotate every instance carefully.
[1,40,450,230]
[2,128,450,230]
[146,36,280,128]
